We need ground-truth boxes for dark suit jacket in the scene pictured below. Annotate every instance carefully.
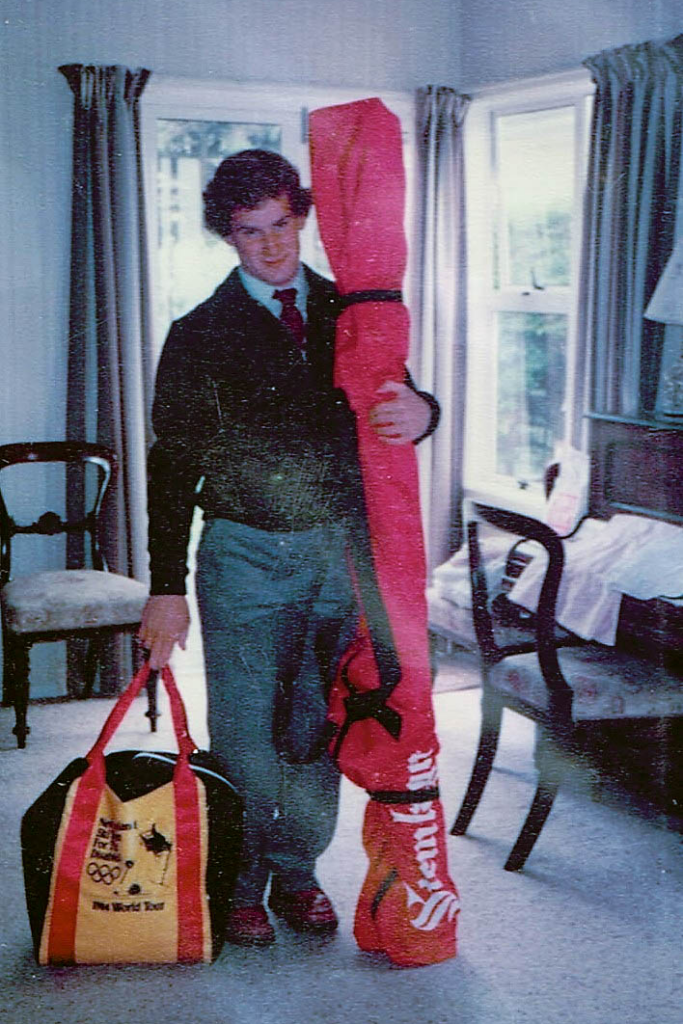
[147,265,360,594]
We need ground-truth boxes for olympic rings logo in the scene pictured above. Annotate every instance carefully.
[86,861,122,885]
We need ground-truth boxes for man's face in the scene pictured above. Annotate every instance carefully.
[226,194,306,286]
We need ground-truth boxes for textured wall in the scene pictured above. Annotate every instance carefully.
[460,0,681,87]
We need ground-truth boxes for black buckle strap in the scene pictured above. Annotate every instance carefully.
[329,655,403,764]
[340,289,403,308]
[343,687,402,737]
[329,687,402,763]
[367,787,440,804]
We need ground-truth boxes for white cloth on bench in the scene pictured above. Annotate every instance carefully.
[509,514,683,645]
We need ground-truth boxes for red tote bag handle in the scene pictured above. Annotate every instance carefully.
[86,661,197,769]
[46,662,206,964]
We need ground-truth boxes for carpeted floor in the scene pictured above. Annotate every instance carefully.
[1,649,681,1024]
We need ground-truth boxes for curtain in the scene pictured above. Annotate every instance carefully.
[412,86,470,572]
[653,164,683,418]
[60,64,153,689]
[579,35,683,419]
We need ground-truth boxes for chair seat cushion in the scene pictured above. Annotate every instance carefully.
[491,643,682,721]
[428,588,536,653]
[427,589,478,650]
[1,570,149,633]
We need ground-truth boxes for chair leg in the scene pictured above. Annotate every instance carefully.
[80,636,102,699]
[504,777,560,872]
[504,732,564,871]
[451,691,503,836]
[1,635,11,707]
[145,669,159,732]
[428,630,442,682]
[6,636,31,748]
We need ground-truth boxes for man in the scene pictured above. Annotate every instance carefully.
[139,149,439,947]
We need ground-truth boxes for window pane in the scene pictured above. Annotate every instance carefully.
[156,119,282,329]
[496,107,575,289]
[496,312,567,482]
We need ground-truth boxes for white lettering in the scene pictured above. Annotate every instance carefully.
[405,887,460,931]
[408,749,434,766]
[389,805,436,825]
[407,765,439,790]
[418,858,438,880]
[391,750,461,932]
[414,823,439,845]
[415,845,439,864]
[418,876,443,892]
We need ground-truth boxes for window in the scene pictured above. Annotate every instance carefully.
[464,72,594,515]
[141,79,414,359]
[155,118,284,326]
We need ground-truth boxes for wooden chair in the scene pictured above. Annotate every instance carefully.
[0,442,155,748]
[428,463,572,665]
[451,504,682,870]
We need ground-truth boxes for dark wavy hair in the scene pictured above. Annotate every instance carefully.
[203,149,313,238]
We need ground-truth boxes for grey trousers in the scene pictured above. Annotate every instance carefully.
[195,517,355,905]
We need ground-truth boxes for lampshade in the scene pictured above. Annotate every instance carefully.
[644,237,683,324]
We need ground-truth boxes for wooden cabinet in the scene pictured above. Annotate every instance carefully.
[587,413,683,524]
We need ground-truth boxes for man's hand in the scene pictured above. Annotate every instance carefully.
[138,595,190,670]
[368,380,432,444]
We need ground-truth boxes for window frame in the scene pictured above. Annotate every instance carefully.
[463,70,595,516]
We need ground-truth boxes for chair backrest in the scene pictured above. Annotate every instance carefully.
[468,504,573,708]
[0,442,117,588]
